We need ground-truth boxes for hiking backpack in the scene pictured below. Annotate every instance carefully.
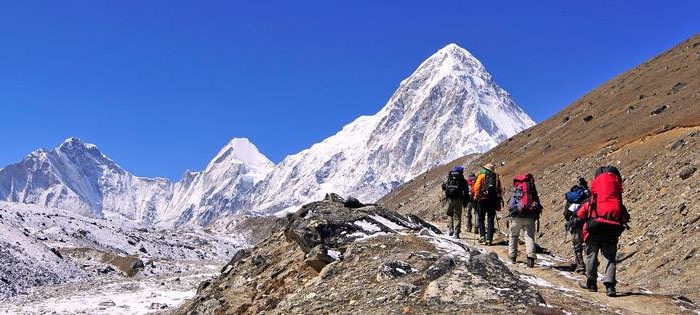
[565,185,588,204]
[588,171,629,224]
[444,170,465,199]
[479,172,499,199]
[508,173,543,217]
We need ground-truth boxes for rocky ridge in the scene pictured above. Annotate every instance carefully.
[173,200,545,314]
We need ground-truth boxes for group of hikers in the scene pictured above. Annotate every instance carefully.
[441,163,630,297]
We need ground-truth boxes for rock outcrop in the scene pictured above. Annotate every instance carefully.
[174,200,544,314]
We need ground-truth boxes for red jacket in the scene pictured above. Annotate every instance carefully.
[576,172,629,240]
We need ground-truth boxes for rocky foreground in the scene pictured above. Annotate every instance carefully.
[171,199,700,315]
[173,200,546,314]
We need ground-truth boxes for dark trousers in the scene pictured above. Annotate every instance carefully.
[585,233,619,286]
[477,199,497,241]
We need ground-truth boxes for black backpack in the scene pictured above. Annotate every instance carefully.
[479,172,499,199]
[444,170,464,199]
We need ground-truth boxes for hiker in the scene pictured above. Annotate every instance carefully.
[576,165,630,297]
[563,176,590,274]
[507,173,543,268]
[441,165,469,238]
[465,172,477,233]
[473,163,503,246]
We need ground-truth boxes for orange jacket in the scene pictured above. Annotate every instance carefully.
[472,172,502,201]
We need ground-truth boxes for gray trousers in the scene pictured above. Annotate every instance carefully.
[464,201,475,229]
[585,234,619,286]
[509,216,536,259]
[447,198,463,234]
[571,226,585,269]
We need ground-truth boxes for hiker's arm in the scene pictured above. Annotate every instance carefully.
[576,203,589,219]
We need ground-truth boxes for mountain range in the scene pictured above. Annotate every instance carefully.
[0,43,534,227]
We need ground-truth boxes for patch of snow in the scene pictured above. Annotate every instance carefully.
[327,249,342,261]
[369,215,407,231]
[519,275,574,292]
[354,219,383,233]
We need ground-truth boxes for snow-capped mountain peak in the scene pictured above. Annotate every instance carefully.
[246,43,535,215]
[205,138,273,173]
[0,43,535,227]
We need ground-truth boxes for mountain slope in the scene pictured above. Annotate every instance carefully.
[380,33,700,301]
[0,138,172,221]
[246,43,534,214]
[162,138,274,226]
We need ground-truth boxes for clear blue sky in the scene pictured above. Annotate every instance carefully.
[1,1,698,180]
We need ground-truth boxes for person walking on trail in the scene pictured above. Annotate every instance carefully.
[465,172,477,233]
[506,173,543,268]
[441,165,470,239]
[563,176,590,274]
[472,163,503,246]
[576,166,630,297]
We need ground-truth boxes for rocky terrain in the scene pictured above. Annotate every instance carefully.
[173,200,547,314]
[0,201,243,311]
[380,33,700,302]
[171,198,698,315]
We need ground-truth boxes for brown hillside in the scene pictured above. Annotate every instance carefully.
[380,33,700,301]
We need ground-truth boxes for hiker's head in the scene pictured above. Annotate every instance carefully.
[481,163,495,173]
[452,165,464,172]
[577,176,588,188]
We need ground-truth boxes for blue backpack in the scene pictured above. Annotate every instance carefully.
[565,185,588,204]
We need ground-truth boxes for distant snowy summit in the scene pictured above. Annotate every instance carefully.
[245,43,534,214]
[0,43,535,227]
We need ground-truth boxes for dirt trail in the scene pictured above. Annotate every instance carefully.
[450,226,699,315]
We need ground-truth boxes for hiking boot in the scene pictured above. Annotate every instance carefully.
[578,279,598,292]
[575,266,586,275]
[485,240,492,246]
[526,257,535,268]
[478,237,486,244]
[605,283,616,297]
[509,256,517,264]
[448,230,454,236]
[454,232,460,239]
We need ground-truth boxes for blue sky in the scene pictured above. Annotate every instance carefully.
[1,1,698,180]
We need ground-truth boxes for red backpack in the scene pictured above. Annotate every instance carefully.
[589,172,629,225]
[508,173,543,217]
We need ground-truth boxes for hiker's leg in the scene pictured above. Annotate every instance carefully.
[572,227,585,271]
[473,202,480,234]
[486,207,496,242]
[584,237,601,282]
[447,199,458,234]
[465,202,473,232]
[477,201,487,240]
[601,236,619,287]
[454,202,463,236]
[508,217,522,259]
[523,217,536,259]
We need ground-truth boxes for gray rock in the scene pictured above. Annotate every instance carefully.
[423,255,456,281]
[148,302,169,309]
[678,166,696,180]
[304,245,336,272]
[377,260,416,280]
[98,300,116,307]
